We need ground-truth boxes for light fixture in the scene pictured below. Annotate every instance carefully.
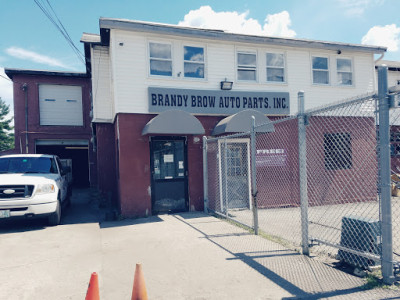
[220,79,233,90]
[65,146,89,150]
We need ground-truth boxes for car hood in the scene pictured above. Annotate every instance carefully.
[0,173,59,185]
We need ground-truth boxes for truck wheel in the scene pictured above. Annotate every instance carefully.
[48,198,62,226]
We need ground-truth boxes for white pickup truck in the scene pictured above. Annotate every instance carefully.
[0,154,71,225]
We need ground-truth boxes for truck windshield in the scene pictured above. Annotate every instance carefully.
[0,157,58,174]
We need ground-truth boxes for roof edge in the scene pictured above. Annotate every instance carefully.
[80,32,101,44]
[99,18,386,54]
[4,68,89,80]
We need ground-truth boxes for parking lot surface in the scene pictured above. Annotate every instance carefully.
[0,189,399,299]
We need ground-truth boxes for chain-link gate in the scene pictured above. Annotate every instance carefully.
[203,66,400,284]
[204,132,254,229]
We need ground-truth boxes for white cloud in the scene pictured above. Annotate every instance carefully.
[263,11,296,38]
[5,47,69,69]
[178,6,296,38]
[362,24,400,51]
[337,0,384,17]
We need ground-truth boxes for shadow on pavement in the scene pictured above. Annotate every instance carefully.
[100,215,164,228]
[173,212,400,300]
[0,218,46,233]
[0,188,108,233]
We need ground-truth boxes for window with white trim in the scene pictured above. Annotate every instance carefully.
[149,42,172,76]
[337,58,353,85]
[266,53,285,82]
[184,46,205,78]
[237,51,257,81]
[312,56,329,84]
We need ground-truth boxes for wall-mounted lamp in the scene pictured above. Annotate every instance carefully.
[337,49,342,55]
[220,79,233,90]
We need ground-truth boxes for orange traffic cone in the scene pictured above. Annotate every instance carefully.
[131,263,148,300]
[85,272,100,300]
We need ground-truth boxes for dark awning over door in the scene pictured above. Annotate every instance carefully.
[142,109,205,135]
[212,109,275,136]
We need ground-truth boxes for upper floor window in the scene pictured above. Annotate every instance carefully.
[312,56,329,84]
[337,58,353,85]
[184,46,205,78]
[237,51,257,81]
[149,42,172,76]
[266,53,285,82]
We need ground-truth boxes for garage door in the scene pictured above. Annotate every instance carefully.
[39,84,83,126]
[36,140,90,187]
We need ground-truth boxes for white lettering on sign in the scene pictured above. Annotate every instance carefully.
[256,149,287,167]
[163,154,174,163]
[257,149,285,154]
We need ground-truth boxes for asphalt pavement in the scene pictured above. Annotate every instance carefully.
[0,188,399,299]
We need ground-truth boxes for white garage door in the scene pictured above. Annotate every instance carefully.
[39,84,83,126]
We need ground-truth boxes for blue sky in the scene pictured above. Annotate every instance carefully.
[1,0,399,111]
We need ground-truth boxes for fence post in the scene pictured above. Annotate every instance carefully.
[224,139,229,218]
[250,116,259,235]
[298,91,309,256]
[378,65,395,284]
[203,136,208,213]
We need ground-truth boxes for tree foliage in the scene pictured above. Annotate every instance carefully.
[0,97,14,151]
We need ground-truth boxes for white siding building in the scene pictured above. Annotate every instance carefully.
[81,18,387,217]
[376,60,400,90]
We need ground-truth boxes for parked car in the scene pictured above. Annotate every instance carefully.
[0,154,71,225]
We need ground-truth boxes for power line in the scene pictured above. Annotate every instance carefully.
[33,0,85,66]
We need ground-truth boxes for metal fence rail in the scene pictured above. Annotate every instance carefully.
[204,66,400,284]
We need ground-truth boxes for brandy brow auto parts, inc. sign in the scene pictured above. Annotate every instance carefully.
[148,87,290,115]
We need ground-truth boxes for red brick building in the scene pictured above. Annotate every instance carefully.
[4,69,96,188]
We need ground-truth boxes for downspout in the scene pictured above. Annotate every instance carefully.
[374,52,385,64]
[21,83,28,153]
[374,52,385,93]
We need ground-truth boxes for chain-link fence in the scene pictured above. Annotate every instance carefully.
[203,67,400,284]
[390,92,400,269]
[205,132,254,229]
[304,94,381,268]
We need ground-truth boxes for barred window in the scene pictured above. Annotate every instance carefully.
[324,133,352,170]
[390,131,400,157]
[227,146,243,176]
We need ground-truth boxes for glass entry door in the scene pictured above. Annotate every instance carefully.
[150,137,188,214]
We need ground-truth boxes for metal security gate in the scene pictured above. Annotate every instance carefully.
[218,139,251,211]
[203,66,400,284]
